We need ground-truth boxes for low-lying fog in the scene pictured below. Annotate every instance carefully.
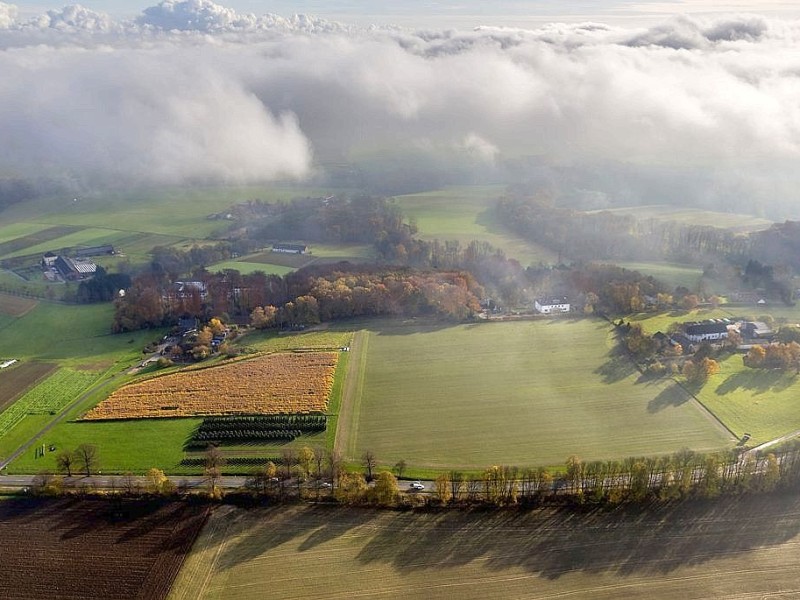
[2,1,800,218]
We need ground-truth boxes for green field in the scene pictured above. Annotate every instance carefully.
[9,417,202,474]
[393,186,557,266]
[240,328,353,352]
[0,302,158,366]
[208,260,295,276]
[615,261,705,292]
[169,496,800,600]
[209,244,377,276]
[695,354,800,443]
[0,185,333,238]
[340,319,732,470]
[0,222,53,244]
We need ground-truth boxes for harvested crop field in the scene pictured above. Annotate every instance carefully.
[84,352,338,420]
[0,292,37,317]
[0,361,56,411]
[171,495,800,600]
[0,498,208,600]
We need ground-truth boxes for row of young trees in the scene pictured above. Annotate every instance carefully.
[32,441,800,508]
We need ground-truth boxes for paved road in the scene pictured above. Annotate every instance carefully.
[0,473,437,494]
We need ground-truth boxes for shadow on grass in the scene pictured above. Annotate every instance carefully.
[211,493,800,585]
[715,369,798,396]
[594,346,637,384]
[647,383,691,413]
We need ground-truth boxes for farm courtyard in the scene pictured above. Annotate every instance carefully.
[341,319,733,469]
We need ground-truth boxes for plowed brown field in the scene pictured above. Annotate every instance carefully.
[0,498,208,600]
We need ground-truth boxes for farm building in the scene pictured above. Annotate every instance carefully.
[272,243,308,254]
[740,321,774,339]
[684,322,729,342]
[534,297,570,314]
[41,252,58,268]
[53,255,97,280]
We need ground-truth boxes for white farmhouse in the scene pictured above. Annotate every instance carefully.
[534,297,570,314]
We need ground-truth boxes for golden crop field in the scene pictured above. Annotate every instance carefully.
[83,352,338,420]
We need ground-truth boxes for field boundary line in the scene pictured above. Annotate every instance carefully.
[672,377,739,442]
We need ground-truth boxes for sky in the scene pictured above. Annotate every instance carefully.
[2,0,800,216]
[14,1,800,27]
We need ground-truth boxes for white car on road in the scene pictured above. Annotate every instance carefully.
[409,481,425,490]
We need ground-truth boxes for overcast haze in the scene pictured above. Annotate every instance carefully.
[2,1,800,216]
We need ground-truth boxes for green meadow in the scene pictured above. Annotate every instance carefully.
[340,318,732,471]
[695,354,800,444]
[393,186,558,266]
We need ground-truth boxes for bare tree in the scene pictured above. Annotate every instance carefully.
[394,459,407,480]
[205,445,226,498]
[362,450,377,482]
[205,445,226,470]
[121,472,140,495]
[55,450,74,477]
[326,450,344,487]
[74,444,99,477]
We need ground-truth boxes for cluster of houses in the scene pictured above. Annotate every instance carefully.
[40,245,115,282]
[653,318,774,354]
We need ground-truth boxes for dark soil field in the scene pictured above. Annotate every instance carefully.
[0,361,56,411]
[0,498,208,600]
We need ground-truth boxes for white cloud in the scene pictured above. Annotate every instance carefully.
[29,4,117,31]
[0,2,17,29]
[1,2,800,212]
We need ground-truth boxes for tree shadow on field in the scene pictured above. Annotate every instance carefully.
[367,318,458,337]
[353,494,800,582]
[647,383,691,413]
[594,346,637,384]
[715,370,797,396]
[214,505,380,572]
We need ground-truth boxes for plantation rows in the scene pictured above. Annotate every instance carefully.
[190,414,327,445]
[194,429,306,443]
[84,351,338,419]
[181,456,277,467]
[0,368,97,437]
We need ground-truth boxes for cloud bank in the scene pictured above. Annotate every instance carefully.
[1,1,800,214]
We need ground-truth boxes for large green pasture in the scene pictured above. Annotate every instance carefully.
[170,497,800,600]
[393,186,557,266]
[0,302,157,367]
[341,319,732,470]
